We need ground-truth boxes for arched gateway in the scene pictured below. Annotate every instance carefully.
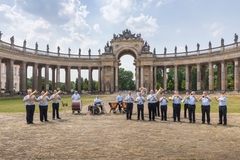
[0,29,240,95]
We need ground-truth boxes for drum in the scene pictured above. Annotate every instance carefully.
[93,106,100,114]
[108,101,118,109]
[72,100,81,111]
[122,102,127,109]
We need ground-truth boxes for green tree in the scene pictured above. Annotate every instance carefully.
[119,68,135,90]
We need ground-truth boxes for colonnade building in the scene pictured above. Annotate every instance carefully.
[0,29,240,95]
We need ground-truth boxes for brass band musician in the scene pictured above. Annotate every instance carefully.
[136,92,145,120]
[147,90,157,121]
[50,90,61,120]
[23,89,37,124]
[94,95,103,113]
[116,92,124,113]
[36,91,50,122]
[72,91,80,113]
[215,91,227,125]
[172,91,182,122]
[125,91,134,120]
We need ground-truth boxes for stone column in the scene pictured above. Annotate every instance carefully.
[101,67,104,92]
[19,62,27,94]
[197,63,201,91]
[98,67,101,92]
[202,65,206,90]
[45,64,49,90]
[78,67,82,93]
[185,65,189,91]
[208,62,214,91]
[56,66,60,90]
[174,65,178,91]
[52,67,55,91]
[150,66,153,90]
[140,66,144,88]
[6,60,14,93]
[115,66,118,91]
[136,66,139,90]
[217,64,221,90]
[38,67,42,91]
[32,63,38,90]
[221,61,226,91]
[189,66,192,91]
[88,67,92,91]
[66,66,71,93]
[153,66,157,89]
[163,66,167,90]
[234,59,239,91]
[111,67,114,92]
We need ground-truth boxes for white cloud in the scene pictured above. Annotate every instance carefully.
[206,22,225,37]
[141,0,153,8]
[211,27,224,37]
[126,14,158,37]
[93,24,102,33]
[100,0,135,24]
[156,0,173,7]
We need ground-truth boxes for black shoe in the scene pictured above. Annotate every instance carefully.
[137,119,140,120]
[223,123,227,126]
[208,122,211,125]
[161,119,163,121]
[218,123,222,125]
[153,119,155,121]
[189,121,192,123]
[202,122,205,124]
[142,119,145,121]
[30,122,34,124]
[57,117,61,119]
[193,121,195,123]
[178,120,181,122]
[45,120,49,122]
[173,120,176,122]
[40,120,43,122]
[126,118,128,120]
[149,119,151,121]
[52,118,55,120]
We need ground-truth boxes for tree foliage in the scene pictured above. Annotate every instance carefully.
[118,68,135,90]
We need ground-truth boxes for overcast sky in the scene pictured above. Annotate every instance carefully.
[0,0,239,82]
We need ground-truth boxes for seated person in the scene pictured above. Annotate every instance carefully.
[94,95,103,111]
[116,92,123,113]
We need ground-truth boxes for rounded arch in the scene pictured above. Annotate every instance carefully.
[115,48,138,60]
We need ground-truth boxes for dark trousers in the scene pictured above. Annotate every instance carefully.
[155,102,160,117]
[26,105,35,123]
[52,103,60,118]
[184,104,189,118]
[126,103,133,119]
[118,101,122,112]
[148,103,155,120]
[137,104,144,120]
[219,106,227,124]
[95,102,103,110]
[188,104,196,122]
[39,105,48,121]
[173,104,181,121]
[201,105,210,123]
[161,105,167,120]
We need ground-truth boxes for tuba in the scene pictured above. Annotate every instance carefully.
[140,87,147,96]
[156,87,164,95]
[54,90,61,98]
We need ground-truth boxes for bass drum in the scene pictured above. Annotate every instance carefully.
[93,106,100,115]
[72,100,82,112]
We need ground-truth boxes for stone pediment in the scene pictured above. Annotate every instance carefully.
[113,29,142,40]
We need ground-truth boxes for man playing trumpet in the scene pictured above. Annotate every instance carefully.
[215,91,227,125]
[147,90,158,121]
[125,91,134,120]
[23,89,37,124]
[199,91,212,124]
[50,90,62,120]
[172,91,182,122]
[187,91,198,123]
[36,91,50,122]
[136,92,145,120]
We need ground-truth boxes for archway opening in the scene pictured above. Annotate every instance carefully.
[118,55,135,91]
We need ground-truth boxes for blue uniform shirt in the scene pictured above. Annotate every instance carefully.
[201,96,211,106]
[23,95,36,105]
[183,96,189,104]
[125,94,134,103]
[37,96,49,106]
[188,95,198,105]
[159,97,168,106]
[50,94,61,103]
[72,94,80,100]
[94,98,102,104]
[147,94,156,103]
[173,95,182,104]
[218,96,227,106]
[136,96,145,105]
[116,95,123,102]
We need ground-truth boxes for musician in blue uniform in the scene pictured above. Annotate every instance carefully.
[187,91,198,123]
[199,91,212,124]
[72,91,81,113]
[172,91,182,122]
[49,90,61,120]
[36,91,50,122]
[136,92,145,120]
[159,93,168,121]
[183,92,190,118]
[116,92,124,113]
[125,91,134,120]
[147,90,157,121]
[215,91,227,125]
[23,89,37,124]
[94,95,103,112]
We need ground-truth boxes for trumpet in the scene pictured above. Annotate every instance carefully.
[156,87,164,95]
[42,91,49,98]
[54,90,61,99]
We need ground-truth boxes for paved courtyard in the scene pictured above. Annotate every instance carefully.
[0,93,240,159]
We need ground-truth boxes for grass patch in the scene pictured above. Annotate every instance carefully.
[0,94,107,113]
